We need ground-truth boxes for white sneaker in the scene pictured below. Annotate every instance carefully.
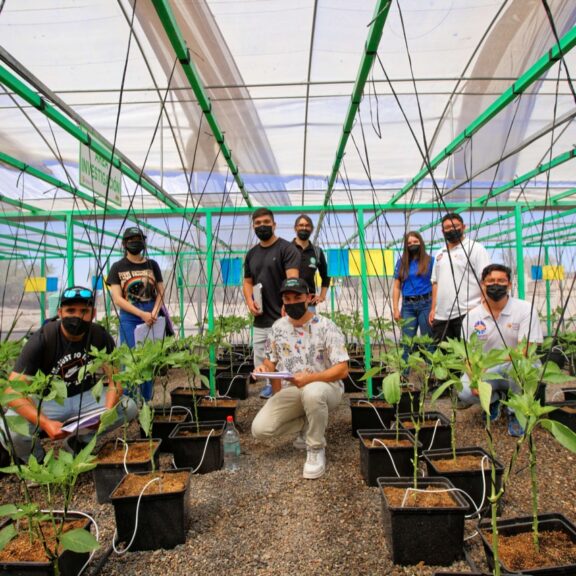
[303,448,326,479]
[293,433,307,450]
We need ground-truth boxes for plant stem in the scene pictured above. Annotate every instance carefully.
[485,420,501,576]
[529,434,540,553]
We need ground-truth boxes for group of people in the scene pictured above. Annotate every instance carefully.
[392,213,542,437]
[0,210,541,479]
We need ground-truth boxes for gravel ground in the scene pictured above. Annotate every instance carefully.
[1,371,575,576]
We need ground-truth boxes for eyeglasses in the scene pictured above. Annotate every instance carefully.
[61,288,94,300]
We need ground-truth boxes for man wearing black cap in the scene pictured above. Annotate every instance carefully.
[107,226,164,401]
[251,278,349,479]
[0,286,137,463]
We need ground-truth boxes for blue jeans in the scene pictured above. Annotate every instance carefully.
[401,297,432,363]
[0,392,138,462]
[119,301,155,401]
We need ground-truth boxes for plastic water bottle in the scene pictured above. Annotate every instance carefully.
[223,415,240,472]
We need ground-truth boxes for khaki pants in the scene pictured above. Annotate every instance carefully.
[251,381,343,449]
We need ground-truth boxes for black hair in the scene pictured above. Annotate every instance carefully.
[295,214,314,229]
[252,208,274,222]
[441,212,464,228]
[482,263,512,281]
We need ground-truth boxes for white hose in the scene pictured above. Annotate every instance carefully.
[370,438,401,477]
[169,406,194,421]
[356,400,389,430]
[426,418,442,451]
[112,477,161,555]
[219,374,245,397]
[400,486,482,518]
[48,509,99,576]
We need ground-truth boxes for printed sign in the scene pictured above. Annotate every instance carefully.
[79,143,122,206]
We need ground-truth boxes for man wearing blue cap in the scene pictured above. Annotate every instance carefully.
[0,286,137,464]
[251,278,349,479]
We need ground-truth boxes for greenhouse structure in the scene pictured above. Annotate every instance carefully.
[0,1,575,575]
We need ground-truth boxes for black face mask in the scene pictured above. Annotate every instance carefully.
[407,245,420,256]
[443,228,463,243]
[62,316,91,336]
[255,225,274,241]
[126,240,145,255]
[486,284,508,302]
[297,230,311,241]
[285,302,307,320]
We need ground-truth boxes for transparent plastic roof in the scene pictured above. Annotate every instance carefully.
[0,0,575,256]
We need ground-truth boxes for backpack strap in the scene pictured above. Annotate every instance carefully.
[39,320,60,375]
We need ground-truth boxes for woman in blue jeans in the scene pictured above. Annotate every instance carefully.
[107,227,165,401]
[392,232,434,362]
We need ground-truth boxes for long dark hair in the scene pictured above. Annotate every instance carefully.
[398,231,431,282]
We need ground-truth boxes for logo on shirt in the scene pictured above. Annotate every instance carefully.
[309,257,317,269]
[436,253,443,262]
[473,320,487,336]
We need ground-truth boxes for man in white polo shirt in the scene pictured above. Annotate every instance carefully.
[458,264,544,436]
[429,213,491,343]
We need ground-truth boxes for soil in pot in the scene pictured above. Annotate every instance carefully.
[139,407,190,452]
[378,476,469,566]
[358,429,419,486]
[111,470,191,551]
[169,386,210,408]
[196,397,238,423]
[92,439,161,504]
[480,514,576,574]
[546,401,576,432]
[170,421,225,473]
[398,411,451,452]
[0,514,92,576]
[423,447,503,515]
[349,398,395,437]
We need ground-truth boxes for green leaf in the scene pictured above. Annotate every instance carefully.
[90,378,104,402]
[477,379,493,415]
[97,406,118,435]
[541,419,576,454]
[382,372,401,405]
[60,528,100,553]
[359,366,381,381]
[0,504,19,517]
[139,402,153,437]
[430,381,453,404]
[5,414,31,437]
[0,523,17,551]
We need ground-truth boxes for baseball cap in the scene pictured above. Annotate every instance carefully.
[280,278,309,295]
[122,227,146,240]
[60,286,95,307]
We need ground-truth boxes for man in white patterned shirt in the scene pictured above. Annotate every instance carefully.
[251,278,349,479]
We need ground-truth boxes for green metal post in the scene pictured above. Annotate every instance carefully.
[330,282,335,321]
[514,205,525,299]
[545,247,551,336]
[357,210,372,397]
[178,258,185,339]
[40,257,46,325]
[104,261,111,318]
[65,213,74,287]
[205,212,216,396]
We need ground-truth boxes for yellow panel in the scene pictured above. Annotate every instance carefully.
[24,277,47,292]
[542,265,564,280]
[349,249,395,277]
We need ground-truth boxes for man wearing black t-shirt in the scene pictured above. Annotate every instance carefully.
[243,208,300,398]
[292,215,330,309]
[0,287,137,463]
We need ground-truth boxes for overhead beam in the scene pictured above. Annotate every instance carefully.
[344,24,576,244]
[151,0,252,208]
[314,0,392,236]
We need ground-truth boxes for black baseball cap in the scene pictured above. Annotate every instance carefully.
[122,227,146,240]
[280,278,309,295]
[60,286,95,307]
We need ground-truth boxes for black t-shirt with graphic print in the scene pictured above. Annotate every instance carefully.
[13,321,115,397]
[107,257,163,304]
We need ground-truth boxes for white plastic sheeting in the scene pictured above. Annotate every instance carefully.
[0,0,574,241]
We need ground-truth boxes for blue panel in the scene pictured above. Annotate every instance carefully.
[531,265,542,280]
[46,277,59,292]
[327,249,349,277]
[221,258,242,286]
[91,275,104,290]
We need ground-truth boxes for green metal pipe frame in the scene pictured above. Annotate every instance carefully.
[205,211,216,396]
[514,206,525,299]
[315,0,392,236]
[343,25,576,245]
[357,209,373,397]
[0,65,230,250]
[419,148,576,234]
[151,0,252,209]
